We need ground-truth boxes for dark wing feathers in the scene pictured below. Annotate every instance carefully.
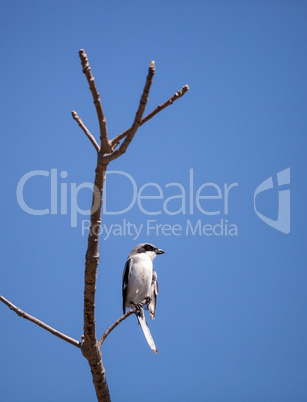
[122,258,131,315]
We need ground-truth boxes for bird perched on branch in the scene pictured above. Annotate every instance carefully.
[122,243,165,354]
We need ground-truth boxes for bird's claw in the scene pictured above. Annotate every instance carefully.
[131,297,151,311]
[132,302,143,310]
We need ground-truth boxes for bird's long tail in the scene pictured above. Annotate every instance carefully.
[136,308,158,354]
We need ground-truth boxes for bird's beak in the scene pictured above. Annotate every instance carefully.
[156,249,165,255]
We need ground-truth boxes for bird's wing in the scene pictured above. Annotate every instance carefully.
[122,258,131,315]
[137,308,158,354]
[149,269,159,320]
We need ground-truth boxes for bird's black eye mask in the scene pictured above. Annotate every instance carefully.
[138,244,156,253]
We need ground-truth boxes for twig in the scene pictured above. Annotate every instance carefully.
[98,310,135,348]
[0,295,81,348]
[78,49,111,153]
[109,84,189,150]
[99,61,156,163]
[98,300,148,348]
[71,111,100,152]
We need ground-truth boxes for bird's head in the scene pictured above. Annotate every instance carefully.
[130,243,165,261]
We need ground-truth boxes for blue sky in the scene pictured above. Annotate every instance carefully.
[1,1,306,401]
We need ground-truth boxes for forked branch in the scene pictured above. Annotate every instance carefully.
[2,49,189,402]
[110,84,189,150]
[99,60,156,163]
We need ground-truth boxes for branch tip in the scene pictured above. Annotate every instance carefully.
[77,49,111,152]
[109,82,189,151]
[79,49,86,59]
[150,60,155,72]
[71,111,100,152]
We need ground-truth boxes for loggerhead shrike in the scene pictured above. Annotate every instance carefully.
[122,243,165,354]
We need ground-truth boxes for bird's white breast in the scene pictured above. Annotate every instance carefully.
[126,254,153,305]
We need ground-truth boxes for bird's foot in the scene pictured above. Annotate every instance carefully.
[131,302,143,310]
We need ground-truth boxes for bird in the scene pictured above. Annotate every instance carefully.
[122,243,165,354]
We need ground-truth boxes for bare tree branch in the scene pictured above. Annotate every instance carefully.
[109,84,189,150]
[81,161,110,402]
[79,59,156,402]
[78,49,111,153]
[99,61,156,163]
[0,295,81,348]
[72,111,100,152]
[98,300,148,348]
[3,49,188,402]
